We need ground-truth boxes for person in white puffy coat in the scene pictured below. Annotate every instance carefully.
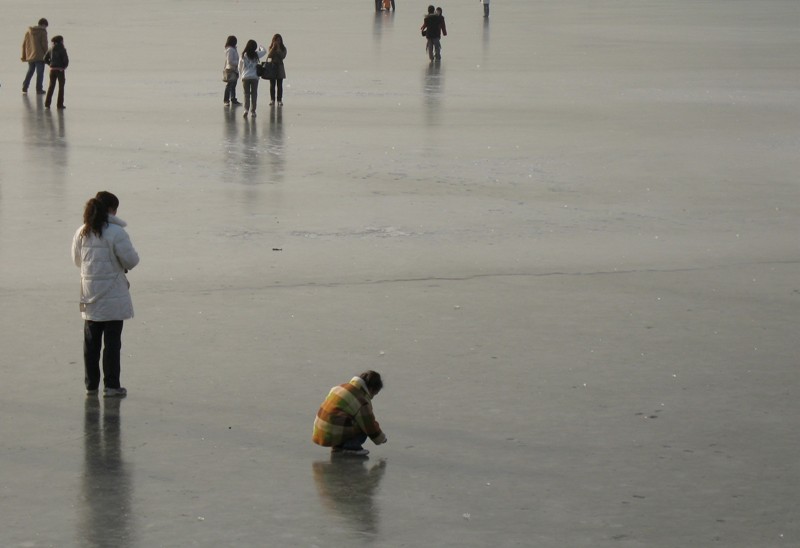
[72,191,139,397]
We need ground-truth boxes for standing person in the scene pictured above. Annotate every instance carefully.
[223,35,242,106]
[436,7,448,37]
[72,192,140,398]
[21,18,49,95]
[374,0,382,11]
[420,5,443,62]
[312,371,388,456]
[481,0,490,18]
[267,34,287,107]
[238,39,266,117]
[43,35,68,110]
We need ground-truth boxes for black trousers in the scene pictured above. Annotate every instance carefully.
[84,320,124,390]
[45,69,66,108]
[270,78,283,101]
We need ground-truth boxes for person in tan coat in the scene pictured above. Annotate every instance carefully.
[21,18,49,94]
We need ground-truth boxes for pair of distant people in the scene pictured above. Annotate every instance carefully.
[421,6,448,62]
[376,0,395,10]
[21,18,69,109]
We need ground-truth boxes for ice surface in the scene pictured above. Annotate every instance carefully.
[1,0,799,546]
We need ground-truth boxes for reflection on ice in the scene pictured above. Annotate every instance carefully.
[312,457,387,537]
[79,398,134,547]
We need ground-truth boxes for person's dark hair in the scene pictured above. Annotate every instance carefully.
[38,18,48,27]
[269,34,286,53]
[225,35,237,48]
[243,39,258,60]
[359,370,383,396]
[52,35,63,44]
[427,5,435,14]
[80,191,119,238]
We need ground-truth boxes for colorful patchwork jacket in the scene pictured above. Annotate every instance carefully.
[312,377,386,447]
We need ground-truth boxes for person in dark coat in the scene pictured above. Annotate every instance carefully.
[43,35,68,109]
[267,34,288,106]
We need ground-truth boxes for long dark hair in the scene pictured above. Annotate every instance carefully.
[225,35,237,48]
[269,34,285,53]
[80,191,119,238]
[242,39,258,60]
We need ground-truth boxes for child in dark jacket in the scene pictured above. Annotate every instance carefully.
[44,35,68,109]
[312,370,388,456]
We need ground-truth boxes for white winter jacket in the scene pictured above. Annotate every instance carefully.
[72,215,140,321]
[238,46,266,80]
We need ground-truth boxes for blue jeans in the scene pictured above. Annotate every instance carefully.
[23,61,45,92]
[84,320,124,390]
[224,77,238,103]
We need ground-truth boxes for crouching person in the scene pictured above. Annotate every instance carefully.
[312,370,387,456]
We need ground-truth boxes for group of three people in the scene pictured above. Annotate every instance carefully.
[224,34,287,117]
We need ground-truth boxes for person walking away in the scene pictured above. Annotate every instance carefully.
[267,34,287,106]
[72,192,140,398]
[44,35,68,109]
[238,39,266,117]
[421,5,443,62]
[21,18,49,94]
[312,371,388,456]
[436,7,448,37]
[223,35,241,106]
[481,0,490,18]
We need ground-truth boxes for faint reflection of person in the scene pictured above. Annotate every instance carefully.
[481,0,490,18]
[238,39,266,117]
[80,398,134,546]
[44,35,69,110]
[421,5,443,62]
[267,34,287,107]
[21,18,49,94]
[312,457,387,535]
[73,192,140,397]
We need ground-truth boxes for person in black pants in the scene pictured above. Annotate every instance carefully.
[44,35,68,109]
[267,34,288,106]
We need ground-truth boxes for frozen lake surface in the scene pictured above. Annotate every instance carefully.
[1,0,799,546]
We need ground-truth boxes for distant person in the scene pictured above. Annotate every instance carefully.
[43,35,68,110]
[313,371,388,456]
[420,5,443,62]
[375,0,382,11]
[481,0,490,18]
[238,39,266,117]
[72,192,140,398]
[21,18,49,94]
[223,35,242,106]
[436,7,448,37]
[267,34,287,107]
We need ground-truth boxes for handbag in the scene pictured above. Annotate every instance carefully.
[222,68,238,83]
[258,61,278,80]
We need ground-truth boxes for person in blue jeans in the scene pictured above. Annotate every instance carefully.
[21,18,49,94]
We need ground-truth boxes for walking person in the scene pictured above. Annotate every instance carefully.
[21,18,49,94]
[223,35,241,106]
[267,34,287,107]
[436,7,448,37]
[72,192,140,398]
[481,0,490,18]
[44,35,68,110]
[238,39,266,117]
[421,5,443,62]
